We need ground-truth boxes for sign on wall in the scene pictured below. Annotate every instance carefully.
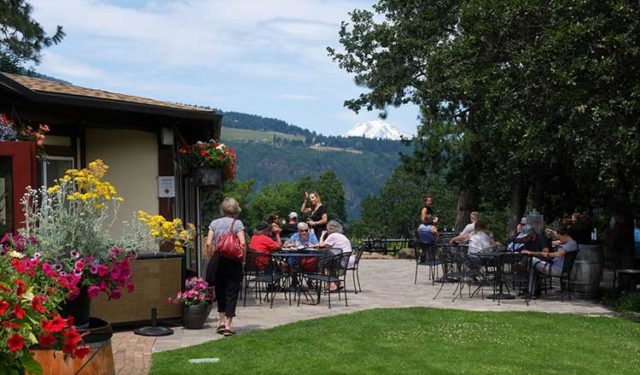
[158,176,175,198]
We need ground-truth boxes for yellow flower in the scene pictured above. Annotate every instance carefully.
[8,250,24,259]
[47,185,60,193]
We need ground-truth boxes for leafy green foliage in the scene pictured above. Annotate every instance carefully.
[615,292,640,313]
[247,170,346,228]
[329,0,640,229]
[351,166,457,239]
[0,0,65,73]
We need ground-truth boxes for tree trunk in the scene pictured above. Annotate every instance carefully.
[508,178,528,238]
[453,188,478,233]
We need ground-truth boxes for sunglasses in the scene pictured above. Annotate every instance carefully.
[300,229,308,232]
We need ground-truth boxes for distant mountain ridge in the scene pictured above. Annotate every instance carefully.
[345,120,409,140]
[221,111,411,219]
[222,111,408,154]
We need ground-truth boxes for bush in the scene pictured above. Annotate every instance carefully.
[615,292,640,313]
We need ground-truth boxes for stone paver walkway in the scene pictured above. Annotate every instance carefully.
[113,258,613,373]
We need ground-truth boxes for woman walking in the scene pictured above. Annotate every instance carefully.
[205,197,246,337]
[301,191,328,240]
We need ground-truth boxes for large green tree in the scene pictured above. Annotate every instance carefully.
[330,0,640,250]
[0,0,65,73]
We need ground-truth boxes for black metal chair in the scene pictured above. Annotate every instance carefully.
[347,246,365,294]
[414,241,441,285]
[537,249,580,301]
[302,250,349,309]
[243,249,288,308]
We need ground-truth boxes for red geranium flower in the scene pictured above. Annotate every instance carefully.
[32,294,47,313]
[63,329,82,346]
[7,333,24,352]
[0,300,9,315]
[38,333,57,347]
[74,345,91,358]
[13,304,25,319]
[2,321,20,330]
[42,315,66,332]
[15,278,26,296]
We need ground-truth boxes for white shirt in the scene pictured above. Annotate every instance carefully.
[468,231,493,254]
[460,223,475,236]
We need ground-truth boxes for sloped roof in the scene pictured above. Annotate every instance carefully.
[0,72,215,119]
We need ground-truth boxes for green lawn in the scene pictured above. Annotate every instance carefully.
[150,308,640,375]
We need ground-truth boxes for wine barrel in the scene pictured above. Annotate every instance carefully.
[31,340,114,375]
[30,318,115,375]
[569,244,603,299]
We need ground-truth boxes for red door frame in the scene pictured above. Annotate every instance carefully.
[0,141,36,232]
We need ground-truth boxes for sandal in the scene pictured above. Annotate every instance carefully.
[222,329,236,337]
[216,324,226,334]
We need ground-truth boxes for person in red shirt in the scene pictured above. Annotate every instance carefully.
[249,221,282,269]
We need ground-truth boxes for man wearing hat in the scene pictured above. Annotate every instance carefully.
[281,212,299,238]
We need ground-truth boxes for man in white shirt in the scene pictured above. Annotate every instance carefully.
[450,211,479,243]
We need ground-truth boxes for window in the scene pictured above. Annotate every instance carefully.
[41,157,74,188]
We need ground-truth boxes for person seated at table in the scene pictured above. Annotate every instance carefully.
[267,212,283,240]
[522,228,577,297]
[450,217,497,254]
[449,211,479,244]
[315,220,353,292]
[281,212,299,238]
[285,222,318,248]
[249,221,282,270]
[418,215,439,245]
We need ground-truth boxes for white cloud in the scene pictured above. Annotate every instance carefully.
[26,1,420,136]
[41,52,105,79]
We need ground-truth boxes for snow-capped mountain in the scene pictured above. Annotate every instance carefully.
[345,120,409,141]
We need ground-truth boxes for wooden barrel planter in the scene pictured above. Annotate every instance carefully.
[29,318,115,375]
[569,243,603,299]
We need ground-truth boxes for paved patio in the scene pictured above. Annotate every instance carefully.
[112,258,613,374]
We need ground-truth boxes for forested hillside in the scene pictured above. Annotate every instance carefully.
[224,139,403,219]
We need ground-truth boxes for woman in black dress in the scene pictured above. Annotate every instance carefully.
[301,191,328,240]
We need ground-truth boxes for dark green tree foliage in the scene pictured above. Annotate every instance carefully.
[0,0,65,73]
[200,179,255,227]
[247,171,346,229]
[351,166,457,239]
[330,0,640,231]
[227,140,398,219]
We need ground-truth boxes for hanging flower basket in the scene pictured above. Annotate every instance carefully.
[190,167,222,186]
[178,140,237,183]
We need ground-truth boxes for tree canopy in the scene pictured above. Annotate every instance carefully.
[0,0,65,73]
[329,0,640,234]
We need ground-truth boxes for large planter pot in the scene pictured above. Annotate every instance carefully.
[91,253,183,324]
[60,287,91,328]
[182,303,209,329]
[190,168,221,186]
[29,318,115,375]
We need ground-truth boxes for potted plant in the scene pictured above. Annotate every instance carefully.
[178,140,237,185]
[0,234,90,375]
[168,276,213,329]
[19,160,141,326]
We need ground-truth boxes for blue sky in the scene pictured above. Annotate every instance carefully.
[29,0,418,135]
[29,0,420,136]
